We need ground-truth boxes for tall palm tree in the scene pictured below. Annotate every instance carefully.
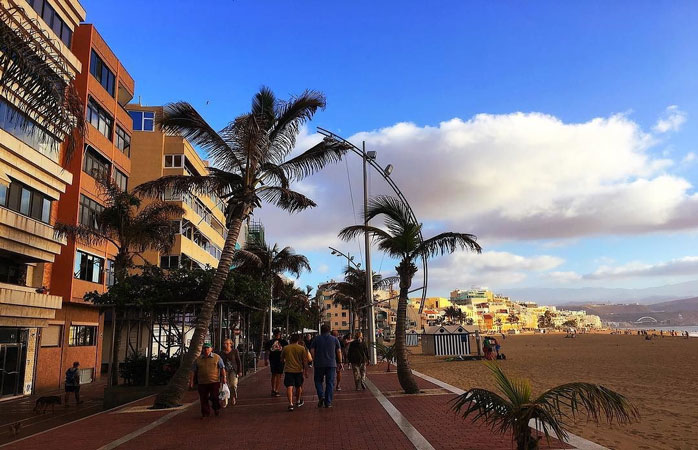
[327,265,397,336]
[233,240,311,344]
[278,282,312,334]
[54,176,182,385]
[134,87,349,408]
[339,195,482,393]
[451,362,639,450]
[444,306,462,324]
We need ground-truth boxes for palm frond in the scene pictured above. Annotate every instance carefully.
[272,246,311,278]
[268,90,326,158]
[160,102,243,171]
[450,388,514,435]
[365,195,415,235]
[486,362,531,407]
[415,232,482,259]
[279,136,349,181]
[257,186,316,213]
[251,86,276,129]
[54,223,108,247]
[338,225,393,243]
[232,248,264,270]
[133,173,239,200]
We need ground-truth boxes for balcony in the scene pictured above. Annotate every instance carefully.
[0,206,65,262]
[0,282,62,327]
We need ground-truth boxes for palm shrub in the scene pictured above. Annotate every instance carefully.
[135,87,349,408]
[339,195,481,394]
[55,175,182,385]
[374,342,397,372]
[451,362,639,450]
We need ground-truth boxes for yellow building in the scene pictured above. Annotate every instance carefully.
[126,105,235,269]
[408,296,452,310]
[0,0,86,398]
[317,283,352,334]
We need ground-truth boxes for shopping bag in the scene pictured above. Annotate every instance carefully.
[219,383,230,402]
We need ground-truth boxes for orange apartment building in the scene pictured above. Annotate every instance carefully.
[37,24,135,391]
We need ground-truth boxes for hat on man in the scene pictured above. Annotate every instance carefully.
[202,342,212,348]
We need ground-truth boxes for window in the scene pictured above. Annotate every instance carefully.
[115,126,130,156]
[83,145,111,179]
[112,168,128,191]
[164,154,183,168]
[341,312,347,317]
[0,257,27,285]
[41,325,62,347]
[79,194,103,229]
[0,98,60,160]
[342,321,347,326]
[106,260,115,287]
[68,325,96,346]
[128,110,155,132]
[3,179,52,223]
[74,250,104,283]
[28,0,73,47]
[89,50,115,96]
[87,98,113,140]
[160,255,179,269]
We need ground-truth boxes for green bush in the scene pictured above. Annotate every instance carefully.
[119,352,180,386]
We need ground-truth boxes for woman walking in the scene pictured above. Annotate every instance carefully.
[348,332,370,390]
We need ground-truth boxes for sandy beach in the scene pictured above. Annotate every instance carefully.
[409,333,698,450]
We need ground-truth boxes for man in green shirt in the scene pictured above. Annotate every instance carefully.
[280,334,311,411]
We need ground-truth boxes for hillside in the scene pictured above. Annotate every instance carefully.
[561,297,698,325]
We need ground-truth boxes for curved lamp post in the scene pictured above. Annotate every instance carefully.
[317,127,429,363]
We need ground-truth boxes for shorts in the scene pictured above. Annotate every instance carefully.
[270,360,284,374]
[283,372,304,388]
[65,385,80,393]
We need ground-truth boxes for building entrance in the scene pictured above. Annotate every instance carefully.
[0,328,28,398]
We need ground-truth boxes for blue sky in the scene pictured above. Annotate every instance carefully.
[83,1,698,299]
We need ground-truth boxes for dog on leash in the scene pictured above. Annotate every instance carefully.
[8,421,20,436]
[33,395,61,414]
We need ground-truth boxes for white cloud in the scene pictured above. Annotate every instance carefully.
[547,271,583,283]
[316,264,330,274]
[682,152,696,164]
[653,105,687,133]
[585,256,698,280]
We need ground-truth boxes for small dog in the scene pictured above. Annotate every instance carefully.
[33,395,61,414]
[8,422,20,436]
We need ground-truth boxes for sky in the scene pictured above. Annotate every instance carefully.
[82,0,698,300]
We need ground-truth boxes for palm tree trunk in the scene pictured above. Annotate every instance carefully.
[395,262,420,394]
[110,312,123,385]
[259,308,267,358]
[153,213,245,408]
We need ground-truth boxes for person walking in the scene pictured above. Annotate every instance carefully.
[331,330,344,391]
[64,362,83,406]
[264,329,288,397]
[310,324,342,408]
[220,338,242,406]
[281,334,311,411]
[348,332,369,390]
[189,343,226,418]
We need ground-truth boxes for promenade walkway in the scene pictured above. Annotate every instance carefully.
[1,364,601,450]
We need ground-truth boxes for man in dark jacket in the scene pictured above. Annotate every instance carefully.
[347,332,370,390]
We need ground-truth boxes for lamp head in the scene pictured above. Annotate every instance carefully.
[384,164,394,176]
[367,150,377,159]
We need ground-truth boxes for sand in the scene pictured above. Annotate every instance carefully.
[408,333,698,450]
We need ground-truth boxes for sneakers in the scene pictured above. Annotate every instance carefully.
[325,403,333,408]
[296,399,304,408]
[288,405,294,412]
[336,386,342,391]
[271,391,281,397]
[317,398,324,408]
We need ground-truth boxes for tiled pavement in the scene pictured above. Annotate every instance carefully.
[1,364,585,449]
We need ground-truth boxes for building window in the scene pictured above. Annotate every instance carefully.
[79,194,103,229]
[68,325,96,347]
[0,257,27,285]
[41,325,62,347]
[83,145,111,179]
[89,50,115,97]
[28,0,72,46]
[160,255,179,269]
[128,111,155,132]
[74,250,104,283]
[115,125,130,156]
[164,154,183,168]
[341,312,346,317]
[342,321,347,326]
[112,168,128,191]
[87,97,114,140]
[106,259,115,287]
[0,98,60,161]
[4,179,52,223]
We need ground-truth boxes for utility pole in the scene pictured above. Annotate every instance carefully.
[364,142,377,364]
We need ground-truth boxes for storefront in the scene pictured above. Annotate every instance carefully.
[0,327,36,398]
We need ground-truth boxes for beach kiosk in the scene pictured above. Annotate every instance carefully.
[405,329,419,347]
[421,325,478,357]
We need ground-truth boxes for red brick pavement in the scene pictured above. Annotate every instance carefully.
[2,364,581,449]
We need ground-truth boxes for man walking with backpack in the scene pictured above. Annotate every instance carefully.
[310,325,342,408]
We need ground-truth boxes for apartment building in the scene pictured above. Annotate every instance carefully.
[126,104,232,271]
[317,283,352,334]
[42,24,135,391]
[0,0,85,397]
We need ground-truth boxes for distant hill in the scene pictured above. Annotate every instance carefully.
[502,279,698,305]
[560,297,698,326]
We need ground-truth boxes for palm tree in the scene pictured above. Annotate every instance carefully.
[451,362,638,450]
[134,87,349,408]
[444,306,462,324]
[507,313,520,328]
[278,282,313,334]
[54,176,182,385]
[339,195,482,393]
[327,265,397,336]
[234,240,311,344]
